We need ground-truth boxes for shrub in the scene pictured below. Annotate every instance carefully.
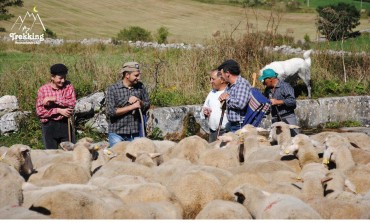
[115,26,152,42]
[156,26,170,44]
[43,27,57,38]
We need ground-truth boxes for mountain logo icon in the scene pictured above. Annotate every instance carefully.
[9,9,46,44]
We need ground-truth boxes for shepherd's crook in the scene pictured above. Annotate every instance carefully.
[68,117,72,142]
[216,101,226,138]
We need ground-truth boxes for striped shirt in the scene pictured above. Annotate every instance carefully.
[35,81,76,123]
[264,79,296,118]
[225,75,252,122]
[106,80,150,135]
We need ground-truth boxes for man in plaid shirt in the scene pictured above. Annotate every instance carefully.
[36,63,76,149]
[218,59,252,132]
[106,61,150,147]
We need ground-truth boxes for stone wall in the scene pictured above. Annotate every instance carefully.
[146,96,370,140]
[1,94,369,139]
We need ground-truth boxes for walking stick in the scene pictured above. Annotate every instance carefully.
[68,117,71,142]
[216,101,226,138]
[252,72,257,87]
[138,108,145,138]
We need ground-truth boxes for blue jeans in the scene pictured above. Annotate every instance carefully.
[108,133,140,147]
[227,121,242,133]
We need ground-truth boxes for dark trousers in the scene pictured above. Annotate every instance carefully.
[42,119,74,149]
[209,129,226,143]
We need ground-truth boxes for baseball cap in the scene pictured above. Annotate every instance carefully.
[120,61,140,74]
[258,68,278,82]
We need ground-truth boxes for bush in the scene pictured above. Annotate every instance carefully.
[156,26,170,44]
[115,26,152,42]
[43,27,57,38]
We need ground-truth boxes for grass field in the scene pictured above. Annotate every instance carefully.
[1,0,369,43]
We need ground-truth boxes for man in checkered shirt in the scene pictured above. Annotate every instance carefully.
[106,62,150,147]
[218,59,252,132]
[36,63,76,149]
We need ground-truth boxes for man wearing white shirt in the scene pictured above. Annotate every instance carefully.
[201,69,229,142]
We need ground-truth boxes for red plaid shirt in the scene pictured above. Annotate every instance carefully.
[35,81,76,123]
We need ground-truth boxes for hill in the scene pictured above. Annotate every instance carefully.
[1,0,369,43]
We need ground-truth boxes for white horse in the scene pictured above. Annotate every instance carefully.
[260,50,312,98]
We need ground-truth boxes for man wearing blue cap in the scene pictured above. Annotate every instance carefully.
[259,68,299,136]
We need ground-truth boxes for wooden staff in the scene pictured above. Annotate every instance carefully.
[252,72,257,87]
[216,101,226,138]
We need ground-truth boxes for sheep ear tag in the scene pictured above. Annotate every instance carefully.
[322,159,330,165]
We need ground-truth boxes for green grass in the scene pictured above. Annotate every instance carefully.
[311,33,370,52]
[297,0,370,12]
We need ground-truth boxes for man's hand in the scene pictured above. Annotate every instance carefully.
[43,96,56,106]
[128,96,140,105]
[218,92,229,102]
[270,99,283,106]
[203,107,212,117]
[57,108,73,117]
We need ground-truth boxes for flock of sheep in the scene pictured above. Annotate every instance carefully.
[1,121,370,219]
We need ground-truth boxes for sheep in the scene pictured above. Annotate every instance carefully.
[234,184,322,219]
[152,158,194,186]
[198,146,240,169]
[112,201,183,219]
[23,183,124,218]
[30,149,72,170]
[0,205,49,219]
[292,165,370,219]
[0,163,24,208]
[166,168,225,219]
[88,174,149,190]
[269,121,300,146]
[340,132,370,152]
[0,144,34,179]
[28,190,115,219]
[91,160,158,182]
[281,134,320,167]
[167,135,209,164]
[28,138,107,186]
[125,151,162,167]
[112,182,175,204]
[322,134,370,194]
[195,199,252,219]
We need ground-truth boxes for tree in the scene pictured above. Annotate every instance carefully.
[316,3,360,41]
[155,26,169,44]
[0,0,23,31]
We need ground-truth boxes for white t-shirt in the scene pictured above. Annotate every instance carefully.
[201,89,228,131]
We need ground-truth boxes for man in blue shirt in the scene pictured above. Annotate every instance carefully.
[218,59,252,132]
[259,68,299,136]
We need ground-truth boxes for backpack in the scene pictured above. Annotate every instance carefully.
[242,88,271,127]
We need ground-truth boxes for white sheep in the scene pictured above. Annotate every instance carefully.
[91,160,158,182]
[0,205,49,219]
[269,121,300,146]
[234,184,322,219]
[0,144,34,179]
[166,168,225,219]
[195,199,252,219]
[0,163,24,208]
[322,134,370,194]
[167,135,209,164]
[281,134,320,167]
[28,138,108,186]
[23,183,124,218]
[112,201,183,219]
